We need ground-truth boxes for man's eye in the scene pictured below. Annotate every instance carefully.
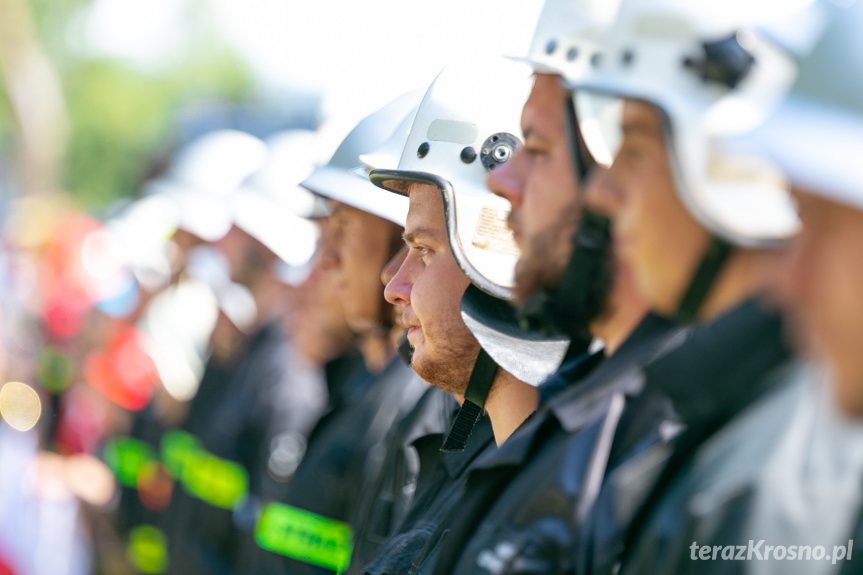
[617,142,644,161]
[525,145,547,158]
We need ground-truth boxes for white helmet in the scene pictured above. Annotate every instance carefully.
[230,189,319,268]
[515,0,621,79]
[567,0,800,248]
[231,129,321,270]
[370,58,531,301]
[370,58,570,388]
[300,92,421,226]
[144,130,268,242]
[746,0,863,212]
[252,129,321,219]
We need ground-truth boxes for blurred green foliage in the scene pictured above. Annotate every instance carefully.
[0,0,254,210]
[62,50,253,210]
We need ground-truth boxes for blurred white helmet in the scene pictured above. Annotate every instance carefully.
[251,129,321,218]
[171,129,269,193]
[358,107,419,174]
[515,0,622,79]
[568,0,800,247]
[746,0,863,211]
[230,129,322,270]
[230,188,319,268]
[106,194,178,291]
[300,91,422,226]
[144,130,269,242]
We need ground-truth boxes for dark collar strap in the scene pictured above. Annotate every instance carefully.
[440,348,498,453]
[675,237,733,323]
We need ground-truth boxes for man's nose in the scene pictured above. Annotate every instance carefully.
[381,245,409,287]
[384,252,415,306]
[583,164,622,218]
[487,148,525,209]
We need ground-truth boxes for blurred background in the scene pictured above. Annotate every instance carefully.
[0,1,543,574]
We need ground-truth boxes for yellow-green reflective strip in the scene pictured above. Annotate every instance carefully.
[181,450,248,510]
[160,430,201,478]
[127,525,168,574]
[255,502,353,573]
[104,438,157,488]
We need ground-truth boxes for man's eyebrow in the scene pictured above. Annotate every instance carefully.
[403,227,445,245]
[621,119,659,137]
[522,123,556,145]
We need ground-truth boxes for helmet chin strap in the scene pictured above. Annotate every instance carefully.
[673,237,733,323]
[440,348,498,453]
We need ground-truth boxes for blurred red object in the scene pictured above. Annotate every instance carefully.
[40,213,103,338]
[54,383,111,455]
[84,324,159,412]
[0,549,17,575]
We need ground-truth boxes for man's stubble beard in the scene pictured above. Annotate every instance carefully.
[409,329,481,397]
[512,201,581,306]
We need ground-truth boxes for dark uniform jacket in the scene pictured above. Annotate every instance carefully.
[428,314,680,575]
[363,409,496,575]
[347,385,455,573]
[591,300,794,575]
[164,321,329,575]
[255,356,426,574]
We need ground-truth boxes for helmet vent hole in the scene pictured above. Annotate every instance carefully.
[460,147,477,164]
[622,50,634,66]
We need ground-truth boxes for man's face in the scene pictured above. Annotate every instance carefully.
[595,99,711,317]
[783,191,863,415]
[384,184,480,394]
[316,201,401,334]
[290,266,353,363]
[487,74,582,305]
[214,226,279,290]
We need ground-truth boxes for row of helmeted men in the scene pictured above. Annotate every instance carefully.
[107,0,863,574]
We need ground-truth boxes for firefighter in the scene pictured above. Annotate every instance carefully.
[563,0,824,572]
[412,1,686,572]
[252,94,427,575]
[365,57,573,574]
[727,2,863,573]
[161,130,329,575]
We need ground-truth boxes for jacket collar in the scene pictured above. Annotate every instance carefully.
[470,314,681,470]
[550,313,682,433]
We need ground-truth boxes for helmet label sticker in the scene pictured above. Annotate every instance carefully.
[471,205,520,258]
[428,119,479,144]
